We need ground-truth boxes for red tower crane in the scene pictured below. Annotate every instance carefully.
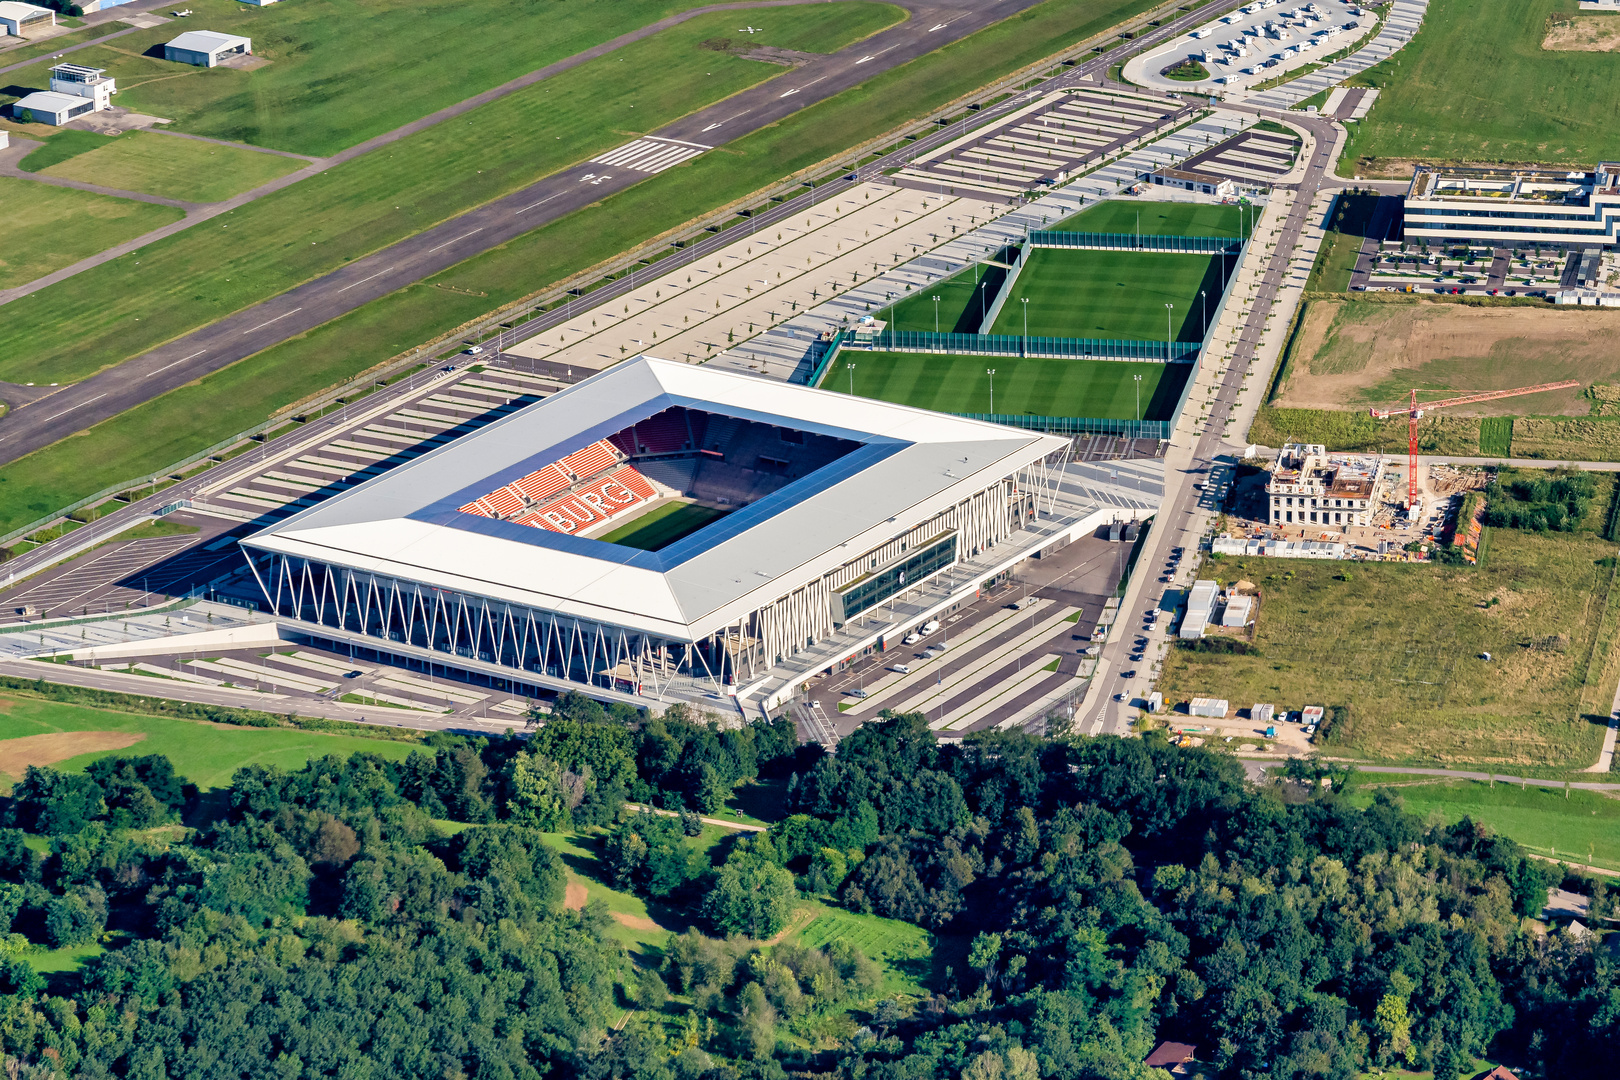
[1369,381,1583,509]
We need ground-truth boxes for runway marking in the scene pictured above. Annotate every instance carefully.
[514,193,562,214]
[242,308,303,335]
[41,394,106,423]
[145,349,207,377]
[427,228,484,254]
[929,21,949,31]
[779,76,826,99]
[336,267,397,293]
[590,137,708,173]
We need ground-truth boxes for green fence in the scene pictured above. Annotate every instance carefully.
[950,413,1170,440]
[1028,230,1241,253]
[841,329,1198,361]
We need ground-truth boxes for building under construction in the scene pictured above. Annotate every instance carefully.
[1265,444,1384,529]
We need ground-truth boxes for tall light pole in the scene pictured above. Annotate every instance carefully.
[933,295,942,333]
[1021,297,1030,357]
[1200,289,1207,339]
[846,362,856,396]
[1165,303,1174,360]
[1133,372,1143,439]
[987,368,996,414]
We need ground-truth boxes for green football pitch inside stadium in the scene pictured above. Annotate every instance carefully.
[600,501,729,550]
[988,249,1224,342]
[823,352,1190,420]
[1051,200,1251,238]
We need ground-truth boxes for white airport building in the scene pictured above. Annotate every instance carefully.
[0,2,53,36]
[163,30,252,67]
[240,357,1153,717]
[1404,164,1620,248]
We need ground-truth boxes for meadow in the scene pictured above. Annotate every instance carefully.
[0,695,418,791]
[824,349,1187,419]
[35,130,305,203]
[0,178,182,291]
[0,0,1162,534]
[1050,199,1250,238]
[0,0,905,157]
[1339,0,1620,173]
[986,249,1224,341]
[1347,772,1620,873]
[1158,498,1620,772]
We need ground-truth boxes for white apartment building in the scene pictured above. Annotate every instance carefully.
[1266,443,1383,528]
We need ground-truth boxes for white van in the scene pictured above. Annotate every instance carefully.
[890,663,912,675]
[921,620,940,635]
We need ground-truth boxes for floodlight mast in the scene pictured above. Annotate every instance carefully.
[1369,381,1582,508]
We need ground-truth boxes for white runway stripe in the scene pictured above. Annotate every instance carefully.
[591,137,709,173]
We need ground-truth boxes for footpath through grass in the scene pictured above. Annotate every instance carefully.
[987,249,1223,340]
[1051,198,1250,238]
[1340,0,1620,173]
[1348,772,1620,873]
[0,178,182,291]
[0,0,905,157]
[1158,494,1620,772]
[0,696,418,791]
[38,131,305,203]
[0,0,1161,535]
[825,350,1187,419]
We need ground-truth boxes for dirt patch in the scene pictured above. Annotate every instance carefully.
[613,911,662,931]
[762,905,817,946]
[0,731,146,776]
[564,881,587,911]
[1275,300,1620,415]
[1542,16,1620,52]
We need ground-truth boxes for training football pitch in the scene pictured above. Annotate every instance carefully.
[822,351,1189,419]
[599,501,729,550]
[988,249,1224,341]
[1050,199,1250,238]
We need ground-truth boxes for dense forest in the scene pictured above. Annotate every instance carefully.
[0,695,1611,1079]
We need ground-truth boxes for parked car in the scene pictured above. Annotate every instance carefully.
[890,664,911,675]
[848,688,869,698]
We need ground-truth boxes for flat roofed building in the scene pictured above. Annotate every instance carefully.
[1267,442,1383,528]
[9,90,96,126]
[1405,163,1620,248]
[240,356,1102,715]
[49,64,116,111]
[0,2,54,35]
[1148,166,1239,197]
[164,30,252,67]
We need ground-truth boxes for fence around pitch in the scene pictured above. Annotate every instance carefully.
[838,329,1199,362]
[949,414,1170,439]
[1027,230,1241,254]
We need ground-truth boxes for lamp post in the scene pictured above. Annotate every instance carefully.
[1021,297,1030,357]
[846,362,856,396]
[987,368,996,414]
[1165,303,1174,361]
[933,295,942,333]
[1200,289,1207,339]
[1133,372,1143,439]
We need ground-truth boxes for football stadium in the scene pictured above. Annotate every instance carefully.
[818,203,1249,440]
[241,358,1151,715]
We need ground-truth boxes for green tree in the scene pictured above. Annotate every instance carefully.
[704,854,796,938]
[505,752,571,830]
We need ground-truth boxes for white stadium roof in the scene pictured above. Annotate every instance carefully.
[245,357,1064,640]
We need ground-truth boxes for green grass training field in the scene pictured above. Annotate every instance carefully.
[0,178,182,291]
[1051,199,1251,238]
[988,249,1224,341]
[883,262,1010,333]
[0,0,906,157]
[37,131,305,203]
[1340,0,1620,172]
[600,501,728,550]
[0,0,1161,536]
[0,696,418,791]
[1348,773,1620,873]
[824,350,1189,419]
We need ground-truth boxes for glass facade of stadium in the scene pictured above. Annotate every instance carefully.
[246,469,1047,697]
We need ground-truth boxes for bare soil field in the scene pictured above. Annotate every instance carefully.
[1542,16,1620,52]
[1275,300,1620,414]
[0,731,146,777]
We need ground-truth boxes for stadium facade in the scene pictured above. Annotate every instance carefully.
[241,357,1129,714]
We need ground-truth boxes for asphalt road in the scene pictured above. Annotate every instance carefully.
[0,0,1252,470]
[1088,109,1346,737]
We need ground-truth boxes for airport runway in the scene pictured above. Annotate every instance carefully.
[0,0,1251,471]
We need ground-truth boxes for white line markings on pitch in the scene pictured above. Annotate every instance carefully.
[590,137,710,173]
